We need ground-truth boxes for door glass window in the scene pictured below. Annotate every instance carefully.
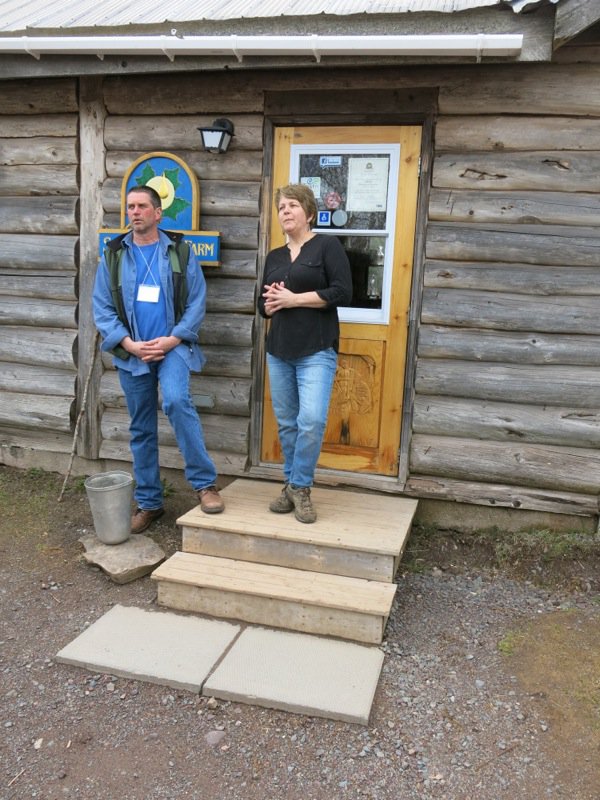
[290,144,400,324]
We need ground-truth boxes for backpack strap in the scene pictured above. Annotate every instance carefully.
[161,229,190,324]
[103,233,131,360]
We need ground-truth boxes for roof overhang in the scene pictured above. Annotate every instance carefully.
[0,33,524,62]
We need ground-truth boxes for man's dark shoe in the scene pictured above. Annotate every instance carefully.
[286,485,317,524]
[131,507,164,534]
[269,485,294,514]
[198,485,225,514]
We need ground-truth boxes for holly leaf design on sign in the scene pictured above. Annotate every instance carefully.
[136,163,156,186]
[165,167,181,191]
[162,196,191,221]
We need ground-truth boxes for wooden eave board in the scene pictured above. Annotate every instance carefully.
[152,552,397,616]
[177,479,417,557]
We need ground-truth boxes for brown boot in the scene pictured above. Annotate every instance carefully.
[269,485,294,514]
[131,507,164,534]
[286,485,317,524]
[198,485,224,514]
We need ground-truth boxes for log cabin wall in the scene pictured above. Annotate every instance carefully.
[2,61,600,521]
[96,73,263,477]
[0,78,79,460]
[406,62,600,517]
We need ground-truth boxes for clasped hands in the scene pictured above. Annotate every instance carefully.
[262,281,295,316]
[122,335,181,362]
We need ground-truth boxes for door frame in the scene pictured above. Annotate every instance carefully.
[249,100,435,493]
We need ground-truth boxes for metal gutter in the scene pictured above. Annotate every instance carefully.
[0,33,523,61]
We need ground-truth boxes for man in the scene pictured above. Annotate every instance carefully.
[93,185,224,533]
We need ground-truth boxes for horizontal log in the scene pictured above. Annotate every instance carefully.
[0,427,73,456]
[0,234,77,270]
[426,222,600,267]
[435,115,600,153]
[1,273,76,301]
[413,394,600,448]
[205,278,255,314]
[101,213,259,250]
[198,312,254,346]
[0,196,78,234]
[405,475,597,517]
[0,327,76,370]
[433,152,600,193]
[0,78,78,114]
[107,149,263,182]
[0,296,77,328]
[418,325,600,366]
[216,250,257,279]
[102,177,260,217]
[0,137,78,166]
[429,188,600,227]
[0,361,76,396]
[423,259,600,295]
[422,288,600,334]
[99,439,247,476]
[0,114,78,138]
[198,345,253,378]
[99,371,251,417]
[0,165,79,198]
[104,114,264,151]
[101,408,249,454]
[438,64,600,116]
[104,76,263,115]
[0,390,73,433]
[410,433,600,494]
[415,359,600,407]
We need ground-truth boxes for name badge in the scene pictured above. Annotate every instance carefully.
[137,284,160,303]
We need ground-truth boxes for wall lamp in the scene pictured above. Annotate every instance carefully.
[197,118,235,154]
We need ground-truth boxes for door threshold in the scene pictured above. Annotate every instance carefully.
[247,463,406,496]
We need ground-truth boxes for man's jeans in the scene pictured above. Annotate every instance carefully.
[267,348,337,488]
[118,350,217,509]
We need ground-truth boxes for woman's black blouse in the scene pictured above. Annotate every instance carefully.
[258,234,353,360]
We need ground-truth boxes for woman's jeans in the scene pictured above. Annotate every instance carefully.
[267,348,337,488]
[118,350,217,509]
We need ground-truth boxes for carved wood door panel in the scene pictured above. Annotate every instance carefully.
[261,125,421,476]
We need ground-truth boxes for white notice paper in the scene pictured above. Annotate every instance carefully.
[346,157,389,213]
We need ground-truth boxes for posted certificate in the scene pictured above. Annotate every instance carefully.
[346,157,389,213]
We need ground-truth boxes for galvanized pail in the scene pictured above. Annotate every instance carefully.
[84,471,134,545]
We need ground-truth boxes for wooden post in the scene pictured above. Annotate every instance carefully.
[77,77,106,459]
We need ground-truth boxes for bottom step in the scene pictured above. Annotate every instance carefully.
[152,552,397,644]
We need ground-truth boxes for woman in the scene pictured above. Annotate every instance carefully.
[258,183,353,523]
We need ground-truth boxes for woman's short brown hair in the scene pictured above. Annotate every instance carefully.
[275,183,318,226]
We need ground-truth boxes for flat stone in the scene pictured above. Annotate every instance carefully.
[203,626,385,725]
[79,533,166,584]
[55,604,240,692]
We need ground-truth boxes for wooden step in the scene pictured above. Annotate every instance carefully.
[178,479,417,582]
[152,552,397,644]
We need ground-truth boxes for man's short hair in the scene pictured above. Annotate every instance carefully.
[127,185,162,209]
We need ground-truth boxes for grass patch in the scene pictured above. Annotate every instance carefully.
[497,630,525,656]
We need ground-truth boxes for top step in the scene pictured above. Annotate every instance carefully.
[177,479,417,582]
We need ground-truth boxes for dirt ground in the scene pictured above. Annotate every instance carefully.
[1,464,599,799]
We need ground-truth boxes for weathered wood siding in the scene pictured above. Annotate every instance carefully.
[97,74,262,473]
[0,80,79,454]
[408,65,600,515]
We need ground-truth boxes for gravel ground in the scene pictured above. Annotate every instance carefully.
[1,466,599,800]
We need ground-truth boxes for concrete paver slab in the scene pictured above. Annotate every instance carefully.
[56,604,240,692]
[203,626,384,724]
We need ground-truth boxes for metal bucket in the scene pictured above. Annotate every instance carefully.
[84,470,134,545]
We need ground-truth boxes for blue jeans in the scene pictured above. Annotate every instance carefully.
[118,350,217,509]
[267,348,337,488]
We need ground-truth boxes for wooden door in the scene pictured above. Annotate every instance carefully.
[261,125,421,476]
